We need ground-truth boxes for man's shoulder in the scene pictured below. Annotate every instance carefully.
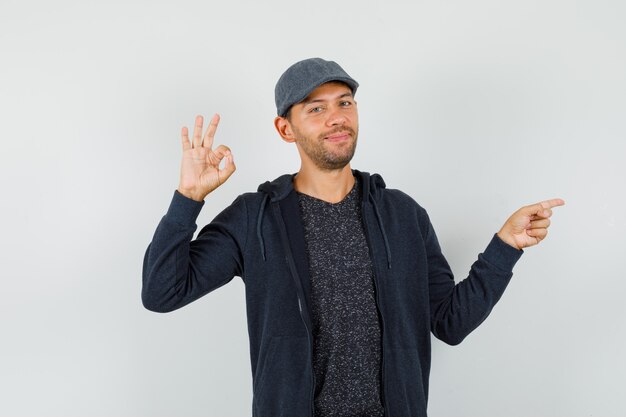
[354,168,429,216]
[382,187,418,202]
[232,190,268,208]
[378,186,428,216]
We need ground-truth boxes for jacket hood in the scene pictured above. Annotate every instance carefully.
[257,169,387,202]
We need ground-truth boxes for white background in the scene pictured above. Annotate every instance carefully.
[1,0,624,416]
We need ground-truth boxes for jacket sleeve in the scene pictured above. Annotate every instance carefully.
[421,211,523,345]
[142,190,248,313]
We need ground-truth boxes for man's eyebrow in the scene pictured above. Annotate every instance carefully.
[301,92,353,105]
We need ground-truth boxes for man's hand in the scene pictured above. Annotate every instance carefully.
[178,114,236,201]
[497,198,565,250]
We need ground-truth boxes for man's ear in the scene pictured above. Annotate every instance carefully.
[274,116,296,143]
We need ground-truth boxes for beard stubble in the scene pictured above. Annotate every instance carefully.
[293,125,359,171]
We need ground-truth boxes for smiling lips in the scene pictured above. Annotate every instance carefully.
[324,131,351,142]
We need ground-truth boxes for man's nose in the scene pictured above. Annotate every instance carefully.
[325,106,347,126]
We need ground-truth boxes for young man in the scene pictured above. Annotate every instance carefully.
[142,58,564,417]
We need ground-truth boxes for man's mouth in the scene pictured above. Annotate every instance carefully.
[324,131,351,142]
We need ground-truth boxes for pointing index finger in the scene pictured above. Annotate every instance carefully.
[540,198,566,209]
[522,198,565,218]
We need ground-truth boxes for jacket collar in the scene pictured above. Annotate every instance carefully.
[257,169,386,203]
[256,168,392,268]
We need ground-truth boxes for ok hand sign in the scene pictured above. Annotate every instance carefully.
[177,114,236,202]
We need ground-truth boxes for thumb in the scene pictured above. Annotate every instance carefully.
[520,202,551,219]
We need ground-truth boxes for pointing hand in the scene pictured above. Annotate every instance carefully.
[497,198,565,250]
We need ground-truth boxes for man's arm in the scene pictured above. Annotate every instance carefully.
[142,191,246,312]
[427,199,564,345]
[142,114,242,312]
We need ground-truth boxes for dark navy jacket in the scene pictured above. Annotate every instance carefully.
[142,170,523,417]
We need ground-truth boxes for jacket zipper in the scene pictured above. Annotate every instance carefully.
[297,296,316,417]
[361,201,389,415]
[272,203,316,417]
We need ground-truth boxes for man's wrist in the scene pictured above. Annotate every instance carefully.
[177,188,206,202]
[497,230,520,250]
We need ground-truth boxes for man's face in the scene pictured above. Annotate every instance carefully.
[286,82,359,171]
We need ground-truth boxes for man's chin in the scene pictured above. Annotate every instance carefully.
[315,154,355,171]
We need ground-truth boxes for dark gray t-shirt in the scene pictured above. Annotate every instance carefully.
[297,177,384,417]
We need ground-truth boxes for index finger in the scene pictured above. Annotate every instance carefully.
[540,198,566,209]
[202,113,220,149]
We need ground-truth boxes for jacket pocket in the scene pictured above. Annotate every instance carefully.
[253,335,311,417]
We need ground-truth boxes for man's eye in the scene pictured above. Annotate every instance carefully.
[309,106,323,113]
[340,101,352,106]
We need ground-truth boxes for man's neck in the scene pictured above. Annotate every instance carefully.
[293,164,355,204]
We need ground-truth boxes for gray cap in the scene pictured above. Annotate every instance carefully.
[274,57,359,117]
